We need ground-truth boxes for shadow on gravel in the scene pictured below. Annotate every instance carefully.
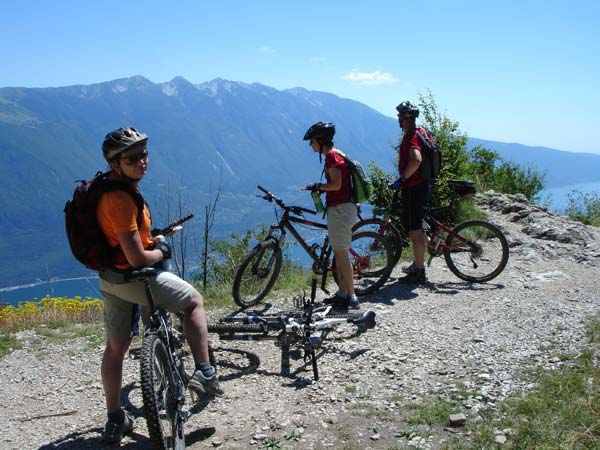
[430,281,506,296]
[36,427,151,450]
[363,278,506,305]
[36,424,216,449]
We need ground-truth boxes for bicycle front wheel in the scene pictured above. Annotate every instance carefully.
[347,231,394,296]
[352,218,404,266]
[232,244,283,308]
[140,331,185,450]
[443,220,509,283]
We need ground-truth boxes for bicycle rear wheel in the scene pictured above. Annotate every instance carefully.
[346,231,394,296]
[140,331,185,450]
[232,244,283,308]
[443,220,509,283]
[352,218,404,266]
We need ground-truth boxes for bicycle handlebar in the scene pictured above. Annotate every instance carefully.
[256,185,316,216]
[151,213,194,237]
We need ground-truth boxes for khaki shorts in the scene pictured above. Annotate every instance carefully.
[100,271,196,339]
[327,202,357,250]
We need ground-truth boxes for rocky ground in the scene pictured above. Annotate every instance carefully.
[1,192,599,450]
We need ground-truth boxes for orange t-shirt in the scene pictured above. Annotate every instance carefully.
[97,188,152,269]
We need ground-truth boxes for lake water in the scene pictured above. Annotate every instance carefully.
[540,180,600,212]
[0,276,102,306]
[2,185,598,307]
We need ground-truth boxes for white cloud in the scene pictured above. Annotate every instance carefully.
[344,70,400,85]
[310,56,326,62]
[257,46,275,53]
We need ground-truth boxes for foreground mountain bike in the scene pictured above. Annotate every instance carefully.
[211,279,376,381]
[126,215,194,450]
[353,180,509,283]
[232,185,394,308]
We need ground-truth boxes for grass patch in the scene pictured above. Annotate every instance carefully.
[348,402,392,420]
[0,333,21,358]
[465,316,600,449]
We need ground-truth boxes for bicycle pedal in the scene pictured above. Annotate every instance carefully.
[180,408,191,422]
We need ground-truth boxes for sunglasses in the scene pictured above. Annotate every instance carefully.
[120,150,148,165]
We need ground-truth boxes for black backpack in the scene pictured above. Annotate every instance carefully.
[64,171,145,271]
[415,127,442,180]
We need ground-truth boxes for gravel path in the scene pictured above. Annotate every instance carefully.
[1,193,599,450]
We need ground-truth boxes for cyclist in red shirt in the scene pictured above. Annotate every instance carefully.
[391,101,431,284]
[302,122,359,308]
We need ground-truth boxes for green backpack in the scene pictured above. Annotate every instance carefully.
[332,149,374,204]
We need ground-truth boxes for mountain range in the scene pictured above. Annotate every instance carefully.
[1,75,599,289]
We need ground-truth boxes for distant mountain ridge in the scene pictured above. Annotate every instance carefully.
[467,138,600,188]
[0,75,599,289]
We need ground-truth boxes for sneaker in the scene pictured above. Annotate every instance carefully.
[401,260,416,274]
[188,368,224,397]
[323,291,347,306]
[347,294,360,310]
[397,269,427,285]
[102,412,134,444]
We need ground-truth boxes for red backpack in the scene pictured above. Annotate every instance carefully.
[64,171,145,271]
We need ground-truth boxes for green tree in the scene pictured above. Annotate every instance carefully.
[564,190,600,226]
[417,90,470,206]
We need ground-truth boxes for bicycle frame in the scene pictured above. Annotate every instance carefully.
[252,200,335,294]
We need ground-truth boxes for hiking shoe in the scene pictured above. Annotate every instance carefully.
[347,294,360,310]
[401,260,416,274]
[102,412,134,444]
[188,369,224,397]
[397,269,427,285]
[323,291,347,306]
[324,292,359,309]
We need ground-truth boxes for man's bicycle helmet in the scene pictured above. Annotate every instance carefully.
[396,101,420,118]
[102,127,148,161]
[303,122,335,143]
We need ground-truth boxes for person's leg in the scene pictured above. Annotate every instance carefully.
[150,272,223,396]
[327,203,358,306]
[398,184,428,284]
[333,248,354,295]
[101,337,131,414]
[409,229,426,269]
[181,290,210,364]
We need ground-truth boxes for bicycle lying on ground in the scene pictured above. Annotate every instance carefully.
[125,214,194,450]
[353,179,509,283]
[232,185,394,308]
[210,279,376,381]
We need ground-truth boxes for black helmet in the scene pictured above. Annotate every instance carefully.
[396,101,419,118]
[303,122,335,143]
[102,127,148,161]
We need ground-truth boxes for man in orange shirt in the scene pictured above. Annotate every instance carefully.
[96,127,222,443]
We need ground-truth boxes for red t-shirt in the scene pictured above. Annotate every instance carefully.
[398,128,425,188]
[324,149,352,207]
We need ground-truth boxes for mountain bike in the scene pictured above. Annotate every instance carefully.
[232,185,394,308]
[210,279,376,381]
[125,214,195,450]
[353,180,509,283]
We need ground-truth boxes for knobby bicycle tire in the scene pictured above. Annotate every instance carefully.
[140,331,185,450]
[352,218,404,266]
[208,322,265,334]
[335,231,394,296]
[443,220,509,283]
[232,243,283,308]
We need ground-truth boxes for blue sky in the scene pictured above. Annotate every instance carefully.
[2,0,599,154]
